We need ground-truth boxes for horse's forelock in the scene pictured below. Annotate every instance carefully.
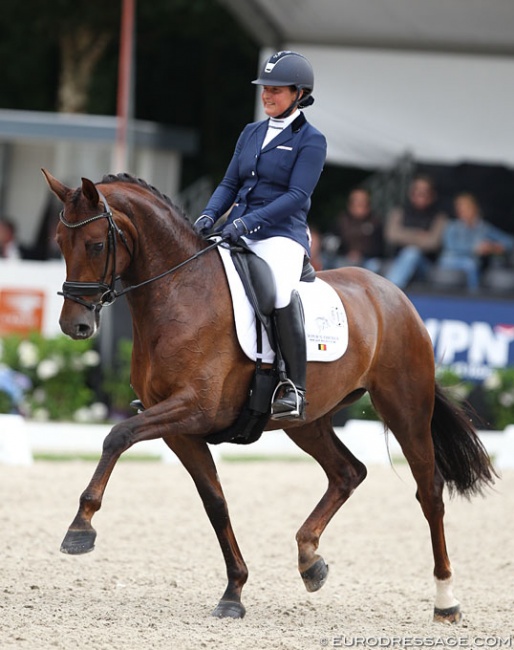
[62,187,89,221]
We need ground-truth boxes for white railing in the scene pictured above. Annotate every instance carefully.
[1,415,513,470]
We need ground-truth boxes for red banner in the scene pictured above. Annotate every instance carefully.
[0,288,45,335]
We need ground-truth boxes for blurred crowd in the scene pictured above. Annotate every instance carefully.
[0,218,20,259]
[0,195,62,262]
[317,174,514,295]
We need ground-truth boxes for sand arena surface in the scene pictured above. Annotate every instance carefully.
[1,458,512,649]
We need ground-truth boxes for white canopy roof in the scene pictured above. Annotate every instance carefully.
[221,0,514,169]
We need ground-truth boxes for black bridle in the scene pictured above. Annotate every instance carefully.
[58,191,222,312]
[58,189,131,311]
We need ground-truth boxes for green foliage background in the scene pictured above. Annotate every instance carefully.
[0,333,98,420]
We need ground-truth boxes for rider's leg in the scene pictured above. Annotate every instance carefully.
[271,290,306,419]
[242,236,306,420]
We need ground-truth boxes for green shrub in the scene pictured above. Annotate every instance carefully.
[482,367,514,430]
[102,338,136,415]
[0,332,103,421]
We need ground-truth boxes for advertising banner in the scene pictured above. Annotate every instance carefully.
[408,293,514,381]
[0,260,65,337]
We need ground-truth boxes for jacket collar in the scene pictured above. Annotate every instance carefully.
[257,111,307,153]
[291,112,306,132]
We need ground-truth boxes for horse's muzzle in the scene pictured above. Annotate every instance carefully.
[59,303,98,340]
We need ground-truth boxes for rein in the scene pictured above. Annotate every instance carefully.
[58,192,223,312]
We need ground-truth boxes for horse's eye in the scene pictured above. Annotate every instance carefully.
[88,242,105,254]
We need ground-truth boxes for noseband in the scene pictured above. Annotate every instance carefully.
[58,190,132,311]
[58,189,223,312]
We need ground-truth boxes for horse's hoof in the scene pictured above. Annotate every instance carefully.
[60,528,97,555]
[301,558,329,592]
[433,604,462,624]
[212,600,246,619]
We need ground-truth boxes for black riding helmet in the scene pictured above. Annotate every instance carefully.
[252,51,315,118]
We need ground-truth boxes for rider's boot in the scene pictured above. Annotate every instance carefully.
[271,291,307,420]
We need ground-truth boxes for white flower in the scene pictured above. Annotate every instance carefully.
[73,402,108,423]
[53,354,65,370]
[483,371,501,390]
[73,407,91,423]
[499,392,514,408]
[82,350,101,367]
[449,385,470,401]
[32,387,47,404]
[90,402,109,421]
[18,341,39,368]
[32,407,50,422]
[71,356,85,371]
[37,359,60,380]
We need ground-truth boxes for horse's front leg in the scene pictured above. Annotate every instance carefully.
[163,435,248,618]
[60,416,147,554]
[60,406,248,618]
[61,402,197,554]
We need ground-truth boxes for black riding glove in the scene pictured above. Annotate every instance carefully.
[193,215,215,236]
[222,219,247,244]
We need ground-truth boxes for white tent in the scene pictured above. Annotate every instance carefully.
[221,0,514,170]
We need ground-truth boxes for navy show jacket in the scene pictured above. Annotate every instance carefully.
[202,112,327,254]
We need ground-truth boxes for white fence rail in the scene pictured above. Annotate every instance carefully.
[1,415,513,470]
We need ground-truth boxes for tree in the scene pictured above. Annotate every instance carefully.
[0,0,120,113]
[57,27,113,113]
[0,0,259,182]
[43,1,121,113]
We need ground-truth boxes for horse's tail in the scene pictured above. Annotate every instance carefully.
[431,382,497,497]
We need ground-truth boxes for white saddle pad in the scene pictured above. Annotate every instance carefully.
[218,246,348,364]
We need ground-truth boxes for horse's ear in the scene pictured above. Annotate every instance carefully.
[81,177,100,206]
[41,168,71,202]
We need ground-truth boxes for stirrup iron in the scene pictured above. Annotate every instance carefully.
[130,399,145,413]
[270,379,304,420]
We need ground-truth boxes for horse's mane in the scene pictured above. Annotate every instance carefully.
[99,173,192,226]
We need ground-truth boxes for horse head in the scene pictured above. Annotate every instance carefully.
[42,169,136,340]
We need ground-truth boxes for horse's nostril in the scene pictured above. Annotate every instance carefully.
[76,322,93,338]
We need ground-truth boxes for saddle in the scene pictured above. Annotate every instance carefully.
[204,243,315,446]
[230,243,315,341]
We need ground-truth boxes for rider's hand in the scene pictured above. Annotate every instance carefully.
[193,215,215,236]
[222,219,247,244]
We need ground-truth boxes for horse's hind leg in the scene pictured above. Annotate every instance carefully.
[418,466,462,624]
[369,383,461,624]
[285,415,367,592]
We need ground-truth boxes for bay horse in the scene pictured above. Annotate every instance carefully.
[42,169,495,624]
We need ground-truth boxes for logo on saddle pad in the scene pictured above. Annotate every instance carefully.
[218,247,349,364]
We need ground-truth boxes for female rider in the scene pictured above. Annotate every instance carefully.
[194,51,327,420]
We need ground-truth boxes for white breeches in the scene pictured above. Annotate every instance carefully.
[241,236,305,309]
